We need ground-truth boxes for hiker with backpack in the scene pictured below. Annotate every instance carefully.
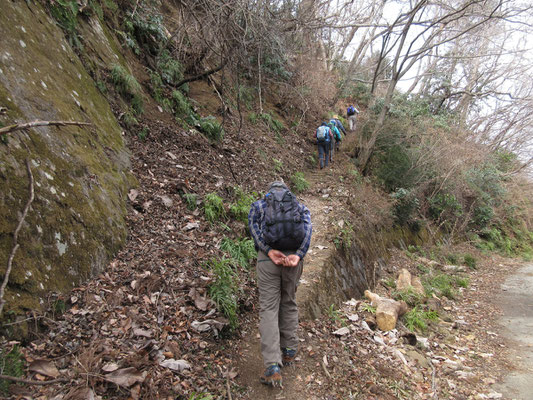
[347,104,360,131]
[328,118,342,157]
[315,122,331,169]
[248,181,313,387]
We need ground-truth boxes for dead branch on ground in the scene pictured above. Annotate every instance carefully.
[0,120,91,135]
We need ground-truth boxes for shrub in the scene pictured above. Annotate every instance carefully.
[220,237,257,269]
[0,344,24,394]
[182,193,198,210]
[204,193,226,223]
[229,187,258,223]
[376,145,417,192]
[110,64,143,114]
[157,50,183,85]
[403,306,438,332]
[428,193,463,226]
[391,188,419,226]
[463,254,477,269]
[291,172,309,193]
[260,112,285,132]
[197,116,224,142]
[207,258,238,329]
[171,90,192,117]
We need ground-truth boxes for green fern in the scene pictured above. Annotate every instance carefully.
[220,237,257,269]
[204,193,226,223]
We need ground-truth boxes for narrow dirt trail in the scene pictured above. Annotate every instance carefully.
[493,263,533,399]
[234,141,355,399]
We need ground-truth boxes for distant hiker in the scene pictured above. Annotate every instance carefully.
[347,104,360,131]
[332,114,346,136]
[315,122,331,169]
[248,181,313,387]
[329,117,343,154]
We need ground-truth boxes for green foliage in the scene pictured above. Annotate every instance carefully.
[455,276,470,288]
[349,82,372,107]
[0,345,24,394]
[110,64,143,114]
[248,112,258,124]
[391,188,419,227]
[220,237,257,269]
[335,222,354,251]
[137,127,149,141]
[171,90,193,117]
[290,172,309,193]
[182,193,198,210]
[471,204,494,229]
[465,163,506,206]
[326,304,347,325]
[49,0,82,50]
[157,50,183,85]
[393,287,425,307]
[237,85,255,110]
[122,110,139,129]
[204,193,226,223]
[428,193,463,227]
[463,254,477,269]
[95,80,107,94]
[382,277,397,289]
[424,273,456,299]
[260,112,285,133]
[376,145,418,192]
[445,253,459,265]
[360,303,376,314]
[273,159,283,173]
[207,258,238,329]
[403,306,438,332]
[229,187,258,223]
[189,394,214,400]
[197,116,224,142]
[125,10,166,55]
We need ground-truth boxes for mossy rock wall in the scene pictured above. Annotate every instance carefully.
[0,1,134,316]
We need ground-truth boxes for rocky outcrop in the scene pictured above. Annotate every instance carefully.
[0,1,134,316]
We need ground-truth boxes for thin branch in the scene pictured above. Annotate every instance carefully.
[0,374,68,385]
[0,120,91,135]
[0,159,34,316]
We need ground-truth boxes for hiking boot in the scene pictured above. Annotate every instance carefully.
[260,363,282,387]
[282,348,297,365]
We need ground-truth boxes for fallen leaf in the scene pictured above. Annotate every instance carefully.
[159,359,191,372]
[29,360,59,378]
[104,367,146,388]
[102,362,120,372]
[128,189,139,201]
[333,327,350,336]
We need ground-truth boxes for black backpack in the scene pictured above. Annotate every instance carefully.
[263,187,306,250]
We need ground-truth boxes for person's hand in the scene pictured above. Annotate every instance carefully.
[283,254,301,267]
[268,249,287,265]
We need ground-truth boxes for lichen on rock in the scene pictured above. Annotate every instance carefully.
[0,1,134,318]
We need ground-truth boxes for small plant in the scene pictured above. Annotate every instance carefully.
[49,0,83,50]
[273,158,283,173]
[122,110,138,129]
[197,116,224,142]
[360,303,376,314]
[157,50,183,85]
[445,253,459,265]
[248,112,258,124]
[182,193,198,211]
[189,393,214,400]
[325,304,347,325]
[204,193,226,223]
[229,187,258,223]
[171,90,192,117]
[337,222,354,251]
[403,306,438,332]
[0,344,24,394]
[110,64,143,114]
[260,112,284,132]
[207,258,238,329]
[220,237,257,269]
[393,287,425,307]
[137,127,149,141]
[424,273,456,299]
[291,172,309,193]
[382,277,397,289]
[463,254,477,269]
[455,276,470,288]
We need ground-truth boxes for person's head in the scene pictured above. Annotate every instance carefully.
[321,122,328,126]
[333,114,339,119]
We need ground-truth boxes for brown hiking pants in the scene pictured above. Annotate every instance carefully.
[256,251,303,367]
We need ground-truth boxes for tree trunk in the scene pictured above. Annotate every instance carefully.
[365,290,408,331]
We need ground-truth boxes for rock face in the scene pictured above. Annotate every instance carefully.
[0,1,133,316]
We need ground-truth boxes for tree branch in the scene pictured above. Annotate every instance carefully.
[0,120,91,135]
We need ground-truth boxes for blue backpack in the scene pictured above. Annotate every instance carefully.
[329,120,341,141]
[316,125,330,143]
[347,105,356,116]
[263,187,306,250]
